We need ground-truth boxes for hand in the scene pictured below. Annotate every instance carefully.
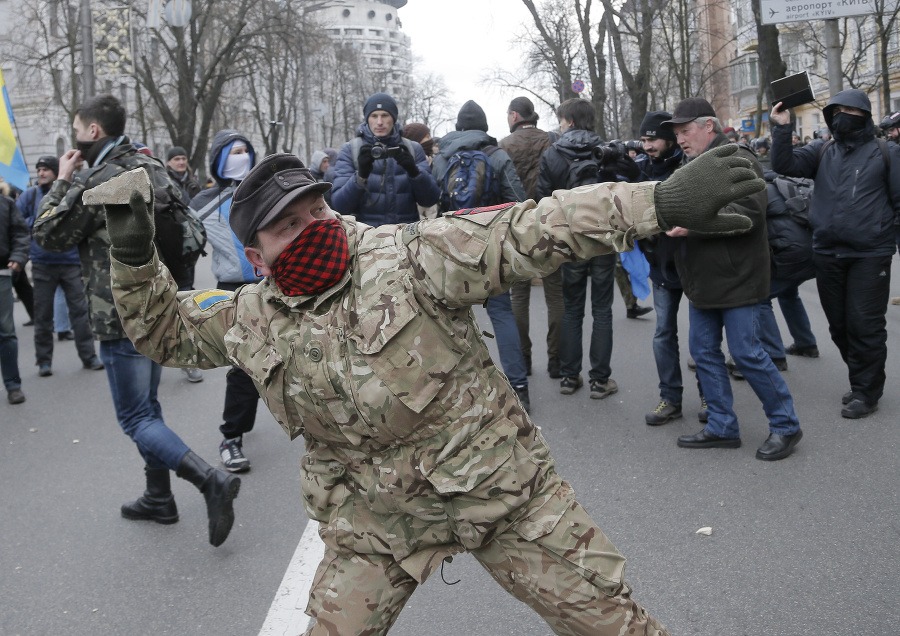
[666,227,689,238]
[654,145,762,236]
[769,102,790,126]
[58,149,82,182]
[358,144,374,179]
[106,191,156,266]
[395,144,420,177]
[612,155,640,182]
[7,260,22,271]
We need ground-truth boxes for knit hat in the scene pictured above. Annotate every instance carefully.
[456,100,489,132]
[508,96,539,124]
[35,155,59,175]
[323,148,338,164]
[639,111,675,141]
[402,122,431,144]
[167,146,188,161]
[363,92,398,122]
[310,150,328,171]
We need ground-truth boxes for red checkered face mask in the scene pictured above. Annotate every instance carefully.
[270,219,350,296]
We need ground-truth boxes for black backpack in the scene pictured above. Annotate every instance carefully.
[440,145,501,211]
[143,159,207,273]
[565,150,605,189]
[766,174,815,282]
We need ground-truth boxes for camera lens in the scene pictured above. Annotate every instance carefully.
[371,144,386,159]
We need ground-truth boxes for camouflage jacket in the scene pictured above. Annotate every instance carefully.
[33,139,185,340]
[111,182,659,581]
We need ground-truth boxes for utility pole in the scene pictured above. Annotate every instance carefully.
[80,0,95,99]
[824,19,843,97]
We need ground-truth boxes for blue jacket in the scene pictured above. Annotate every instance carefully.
[17,184,81,265]
[329,123,440,226]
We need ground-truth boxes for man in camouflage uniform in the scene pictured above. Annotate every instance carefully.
[32,94,240,547]
[103,149,761,634]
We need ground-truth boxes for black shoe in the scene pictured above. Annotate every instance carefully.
[677,429,741,449]
[7,388,25,404]
[23,319,34,327]
[756,429,803,461]
[772,358,788,372]
[121,466,179,524]
[176,451,241,547]
[698,397,709,423]
[626,305,653,319]
[687,357,697,371]
[524,355,532,377]
[841,399,878,419]
[513,385,531,413]
[82,356,104,371]
[57,331,74,341]
[841,390,854,405]
[559,376,583,395]
[547,358,562,379]
[726,357,744,380]
[646,400,683,426]
[38,363,53,377]
[786,343,819,358]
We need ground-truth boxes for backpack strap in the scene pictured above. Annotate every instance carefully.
[194,185,236,221]
[816,139,835,167]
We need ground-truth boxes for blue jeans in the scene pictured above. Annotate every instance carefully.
[689,303,800,439]
[99,338,190,469]
[756,279,817,359]
[652,283,684,404]
[0,275,21,391]
[486,291,527,388]
[559,255,615,381]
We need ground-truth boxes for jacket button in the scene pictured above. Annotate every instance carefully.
[309,347,322,362]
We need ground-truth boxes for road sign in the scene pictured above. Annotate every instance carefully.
[761,0,889,24]
[572,79,585,94]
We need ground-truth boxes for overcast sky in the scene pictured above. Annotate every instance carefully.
[398,0,556,139]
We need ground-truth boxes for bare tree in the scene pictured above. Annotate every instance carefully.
[406,71,455,133]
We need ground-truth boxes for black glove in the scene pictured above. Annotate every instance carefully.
[612,155,640,182]
[394,144,420,177]
[107,191,155,266]
[654,145,762,236]
[358,144,374,179]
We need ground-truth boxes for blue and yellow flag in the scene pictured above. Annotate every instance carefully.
[0,69,30,191]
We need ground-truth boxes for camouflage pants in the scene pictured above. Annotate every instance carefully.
[615,254,637,309]
[304,498,668,635]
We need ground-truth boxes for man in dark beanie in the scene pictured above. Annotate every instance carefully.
[500,96,564,379]
[105,136,765,633]
[330,92,440,226]
[166,145,201,204]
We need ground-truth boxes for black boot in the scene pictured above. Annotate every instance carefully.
[121,466,179,524]
[176,451,241,547]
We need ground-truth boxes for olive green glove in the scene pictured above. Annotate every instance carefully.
[654,145,762,236]
[106,191,155,266]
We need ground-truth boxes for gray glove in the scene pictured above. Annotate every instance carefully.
[106,191,155,266]
[654,145,762,235]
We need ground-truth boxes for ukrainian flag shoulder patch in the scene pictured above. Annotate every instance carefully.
[194,290,232,311]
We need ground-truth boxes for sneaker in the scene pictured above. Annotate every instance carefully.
[82,356,104,371]
[182,367,204,383]
[892,296,900,305]
[626,305,653,319]
[698,397,709,423]
[38,364,53,377]
[513,385,531,413]
[687,357,697,371]
[589,378,618,399]
[645,400,683,426]
[559,376,583,395]
[57,331,75,341]
[7,388,25,404]
[547,358,562,379]
[22,319,34,327]
[841,399,878,420]
[786,343,819,358]
[726,357,744,380]
[219,438,250,473]
[772,357,788,372]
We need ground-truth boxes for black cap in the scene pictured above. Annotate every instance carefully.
[167,146,188,161]
[363,92,398,122]
[661,97,717,128]
[36,155,59,175]
[230,154,332,246]
[456,100,489,132]
[639,111,675,141]
[880,111,900,130]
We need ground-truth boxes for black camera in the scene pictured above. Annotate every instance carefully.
[371,143,403,160]
[592,141,625,165]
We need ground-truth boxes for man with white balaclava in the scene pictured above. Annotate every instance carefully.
[188,129,263,474]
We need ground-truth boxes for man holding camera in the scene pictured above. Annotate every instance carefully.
[329,93,440,226]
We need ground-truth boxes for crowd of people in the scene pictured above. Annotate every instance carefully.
[2,87,899,634]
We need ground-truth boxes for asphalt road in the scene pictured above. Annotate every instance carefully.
[2,254,898,636]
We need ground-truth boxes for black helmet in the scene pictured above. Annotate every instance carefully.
[880,111,900,130]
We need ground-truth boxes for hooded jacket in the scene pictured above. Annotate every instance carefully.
[771,89,900,258]
[432,130,526,206]
[674,135,770,309]
[329,123,441,226]
[189,130,261,285]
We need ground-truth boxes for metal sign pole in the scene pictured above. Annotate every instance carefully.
[824,19,844,96]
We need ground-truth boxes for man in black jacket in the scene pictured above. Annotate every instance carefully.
[663,98,802,461]
[771,90,900,419]
[0,195,29,404]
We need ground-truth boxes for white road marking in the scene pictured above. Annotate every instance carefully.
[259,521,325,636]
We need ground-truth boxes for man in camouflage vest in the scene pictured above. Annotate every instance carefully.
[103,148,761,634]
[32,94,240,547]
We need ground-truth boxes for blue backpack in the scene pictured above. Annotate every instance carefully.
[440,145,500,211]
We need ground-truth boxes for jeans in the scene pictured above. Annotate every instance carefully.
[651,283,684,404]
[813,253,891,405]
[54,286,71,332]
[0,275,21,391]
[559,255,615,381]
[485,290,528,388]
[510,268,564,366]
[756,278,817,359]
[689,303,800,439]
[32,263,95,365]
[99,337,190,470]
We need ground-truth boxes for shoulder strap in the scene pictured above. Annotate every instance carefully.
[484,144,499,157]
[195,185,235,221]
[350,137,363,172]
[876,137,890,170]
[817,139,835,166]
